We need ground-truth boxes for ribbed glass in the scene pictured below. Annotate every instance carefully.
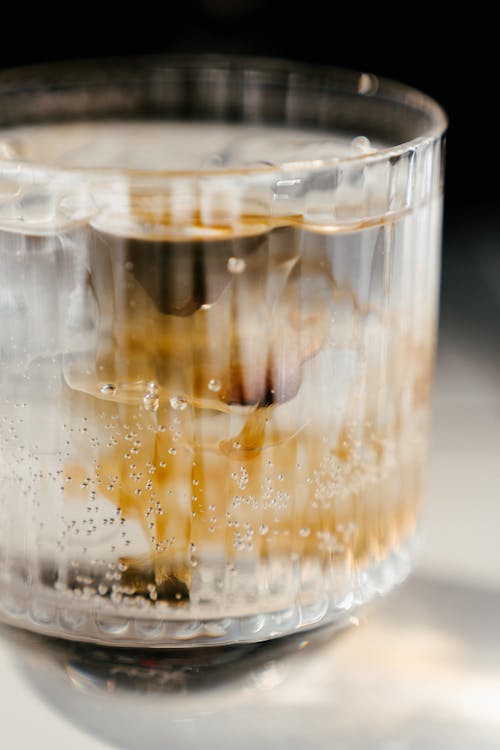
[0,57,446,646]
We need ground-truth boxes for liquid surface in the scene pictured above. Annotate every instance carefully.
[0,121,381,170]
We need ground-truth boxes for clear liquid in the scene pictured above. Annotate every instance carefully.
[0,122,441,645]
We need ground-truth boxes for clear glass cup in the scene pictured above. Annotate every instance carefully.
[0,56,446,647]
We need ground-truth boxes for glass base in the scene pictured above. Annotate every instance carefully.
[0,541,413,648]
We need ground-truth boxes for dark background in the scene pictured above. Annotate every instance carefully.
[0,1,496,241]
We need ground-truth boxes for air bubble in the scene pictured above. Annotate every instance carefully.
[143,393,159,412]
[351,135,372,151]
[100,383,116,396]
[259,524,269,536]
[227,257,246,274]
[170,395,188,411]
[208,378,221,393]
[299,527,311,538]
[357,73,379,96]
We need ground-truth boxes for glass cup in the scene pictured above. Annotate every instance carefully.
[0,56,446,647]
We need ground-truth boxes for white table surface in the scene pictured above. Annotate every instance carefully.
[1,250,499,749]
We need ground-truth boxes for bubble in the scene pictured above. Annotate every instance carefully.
[208,378,221,393]
[299,527,311,538]
[170,395,188,411]
[99,383,116,396]
[143,393,159,412]
[259,524,269,536]
[351,135,372,152]
[227,257,246,274]
[357,73,379,96]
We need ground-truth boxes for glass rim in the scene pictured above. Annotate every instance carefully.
[0,54,448,180]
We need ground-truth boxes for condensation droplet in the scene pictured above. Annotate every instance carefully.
[170,395,188,411]
[259,524,269,536]
[227,257,246,274]
[100,383,116,396]
[208,378,221,393]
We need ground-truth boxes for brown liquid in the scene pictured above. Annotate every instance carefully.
[57,214,431,605]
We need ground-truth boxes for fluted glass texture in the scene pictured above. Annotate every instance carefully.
[0,58,446,646]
